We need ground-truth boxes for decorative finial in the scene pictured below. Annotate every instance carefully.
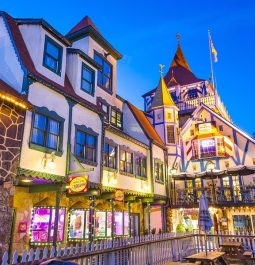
[159,64,165,77]
[176,33,181,44]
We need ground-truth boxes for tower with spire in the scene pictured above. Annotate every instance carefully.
[148,65,181,169]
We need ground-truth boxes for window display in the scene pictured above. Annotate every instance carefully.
[31,207,65,243]
[68,209,89,240]
[115,212,123,236]
[95,211,106,237]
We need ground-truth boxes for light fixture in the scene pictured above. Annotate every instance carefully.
[108,173,117,185]
[21,178,32,183]
[42,152,56,170]
[141,182,149,192]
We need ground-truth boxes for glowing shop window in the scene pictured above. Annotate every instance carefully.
[31,207,65,243]
[200,139,216,157]
[95,211,106,237]
[69,210,85,239]
[115,212,123,236]
[107,212,112,237]
[124,212,129,235]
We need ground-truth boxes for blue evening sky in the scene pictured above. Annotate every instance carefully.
[1,0,255,134]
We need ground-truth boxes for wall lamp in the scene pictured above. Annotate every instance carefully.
[42,152,56,170]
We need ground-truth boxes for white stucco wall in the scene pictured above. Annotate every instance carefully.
[19,25,66,86]
[0,16,24,91]
[20,82,69,177]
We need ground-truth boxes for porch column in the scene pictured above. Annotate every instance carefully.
[147,202,151,235]
[128,202,131,236]
[111,199,115,241]
[52,188,61,247]
[89,196,96,243]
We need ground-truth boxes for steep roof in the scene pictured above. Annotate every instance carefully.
[67,15,100,36]
[66,15,122,60]
[1,11,99,113]
[142,43,204,97]
[149,76,176,109]
[126,102,164,147]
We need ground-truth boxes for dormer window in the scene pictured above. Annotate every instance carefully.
[94,52,112,92]
[43,36,63,75]
[81,63,95,95]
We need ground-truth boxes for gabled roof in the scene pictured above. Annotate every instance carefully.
[181,103,255,144]
[126,102,164,147]
[1,11,100,113]
[66,15,122,60]
[142,43,204,97]
[15,18,71,46]
[149,76,176,110]
[67,15,100,36]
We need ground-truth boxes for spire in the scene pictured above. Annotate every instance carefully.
[67,15,100,36]
[170,42,191,71]
[150,65,176,110]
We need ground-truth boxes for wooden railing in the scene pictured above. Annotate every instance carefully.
[172,185,255,207]
[1,233,196,265]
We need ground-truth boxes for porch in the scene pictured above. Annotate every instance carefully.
[3,231,255,265]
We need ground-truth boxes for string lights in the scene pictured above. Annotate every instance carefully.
[0,92,28,109]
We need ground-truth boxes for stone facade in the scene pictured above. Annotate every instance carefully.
[0,99,25,255]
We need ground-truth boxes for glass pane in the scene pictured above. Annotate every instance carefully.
[31,128,44,145]
[86,147,95,161]
[103,76,110,89]
[34,113,46,130]
[94,54,103,66]
[76,131,85,145]
[85,210,90,238]
[69,210,85,239]
[81,80,92,93]
[50,208,65,242]
[103,62,111,77]
[45,55,57,71]
[107,212,112,237]
[31,207,51,242]
[97,71,102,85]
[115,212,123,236]
[46,41,59,59]
[124,212,129,235]
[126,152,132,162]
[48,119,59,135]
[82,67,92,82]
[46,133,58,149]
[75,144,84,158]
[120,150,126,161]
[95,212,106,237]
[86,135,95,147]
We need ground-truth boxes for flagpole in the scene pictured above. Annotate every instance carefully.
[208,30,215,89]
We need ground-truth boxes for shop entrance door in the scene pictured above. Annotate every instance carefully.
[130,213,140,236]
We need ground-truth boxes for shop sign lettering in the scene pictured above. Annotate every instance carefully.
[68,175,88,194]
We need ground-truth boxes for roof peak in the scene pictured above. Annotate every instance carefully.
[150,74,177,110]
[67,15,100,36]
[170,43,191,72]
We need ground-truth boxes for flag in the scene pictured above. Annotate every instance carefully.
[209,35,218,63]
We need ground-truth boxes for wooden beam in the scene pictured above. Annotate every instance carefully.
[29,184,62,193]
[124,195,137,202]
[152,199,166,205]
[141,197,154,203]
[98,192,115,200]
[66,189,100,197]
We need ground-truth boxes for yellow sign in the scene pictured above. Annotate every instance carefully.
[198,123,212,134]
[114,190,124,201]
[68,175,88,194]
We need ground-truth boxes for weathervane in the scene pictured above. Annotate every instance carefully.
[159,64,165,77]
[176,33,181,43]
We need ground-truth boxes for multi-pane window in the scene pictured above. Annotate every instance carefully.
[187,88,198,99]
[167,125,175,144]
[75,130,97,162]
[232,175,241,201]
[154,161,164,182]
[81,64,94,95]
[94,53,112,91]
[98,101,109,120]
[31,113,61,151]
[200,138,216,158]
[111,109,122,129]
[217,138,225,156]
[135,156,146,178]
[120,150,133,173]
[43,36,62,74]
[104,143,117,169]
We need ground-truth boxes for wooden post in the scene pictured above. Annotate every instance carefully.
[128,202,132,237]
[111,199,115,242]
[52,188,61,248]
[89,196,95,243]
[147,202,151,235]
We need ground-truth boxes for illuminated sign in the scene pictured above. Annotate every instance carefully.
[198,123,212,134]
[201,139,215,148]
[114,190,124,201]
[68,175,88,194]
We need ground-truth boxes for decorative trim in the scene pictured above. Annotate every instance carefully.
[119,171,135,177]
[75,124,99,136]
[104,137,118,147]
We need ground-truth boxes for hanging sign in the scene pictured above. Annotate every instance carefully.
[68,175,88,194]
[198,123,212,134]
[114,190,124,201]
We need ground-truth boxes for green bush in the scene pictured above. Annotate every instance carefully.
[176,223,186,233]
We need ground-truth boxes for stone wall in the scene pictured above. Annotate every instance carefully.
[0,99,25,255]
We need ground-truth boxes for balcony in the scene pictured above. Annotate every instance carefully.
[171,185,255,208]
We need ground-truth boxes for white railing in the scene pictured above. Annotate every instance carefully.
[3,231,255,265]
[1,233,196,265]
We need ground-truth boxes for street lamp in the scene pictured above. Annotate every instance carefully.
[169,166,178,204]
